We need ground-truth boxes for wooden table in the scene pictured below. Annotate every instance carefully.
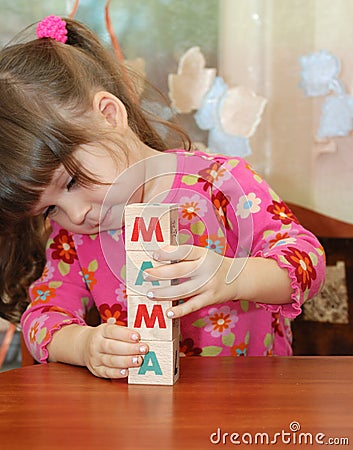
[1,357,352,449]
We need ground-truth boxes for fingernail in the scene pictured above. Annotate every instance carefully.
[132,356,139,365]
[167,310,175,318]
[120,369,127,376]
[142,271,149,280]
[131,333,139,341]
[139,345,147,354]
[146,291,154,299]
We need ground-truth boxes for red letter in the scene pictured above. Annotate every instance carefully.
[134,304,166,328]
[130,217,164,242]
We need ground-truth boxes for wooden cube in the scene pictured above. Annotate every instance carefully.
[127,296,180,341]
[126,250,175,296]
[124,203,178,251]
[128,338,180,385]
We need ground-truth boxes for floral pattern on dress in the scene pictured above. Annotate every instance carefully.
[179,338,202,356]
[40,305,80,318]
[30,282,62,305]
[230,341,248,356]
[204,305,239,338]
[199,233,226,255]
[50,229,77,264]
[281,247,317,292]
[179,193,207,224]
[211,190,231,229]
[98,303,127,326]
[236,193,261,219]
[272,312,284,337]
[80,260,98,291]
[115,284,128,307]
[267,200,299,225]
[266,231,297,249]
[197,160,227,191]
[29,315,51,346]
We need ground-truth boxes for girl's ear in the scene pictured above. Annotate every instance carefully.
[92,91,128,129]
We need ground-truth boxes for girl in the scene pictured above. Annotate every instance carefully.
[0,16,325,379]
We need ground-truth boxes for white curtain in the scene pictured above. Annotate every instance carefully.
[220,0,353,223]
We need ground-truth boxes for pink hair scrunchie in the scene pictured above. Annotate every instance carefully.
[36,15,68,44]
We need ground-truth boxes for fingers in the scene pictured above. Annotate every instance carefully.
[144,259,198,282]
[145,245,223,283]
[142,246,225,318]
[144,248,221,285]
[97,353,146,380]
[102,323,140,342]
[167,293,211,318]
[143,256,223,302]
[87,324,149,379]
[146,279,201,301]
[153,245,205,262]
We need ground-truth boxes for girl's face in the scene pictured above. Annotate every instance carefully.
[33,144,145,234]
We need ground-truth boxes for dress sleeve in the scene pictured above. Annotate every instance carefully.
[221,157,326,318]
[21,222,95,363]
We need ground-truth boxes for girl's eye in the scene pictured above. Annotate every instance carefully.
[43,205,56,220]
[42,177,77,219]
[67,177,76,191]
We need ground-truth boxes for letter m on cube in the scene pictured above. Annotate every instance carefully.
[131,217,164,243]
[124,203,178,251]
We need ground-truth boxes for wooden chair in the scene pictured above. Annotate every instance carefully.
[20,334,35,366]
[287,202,353,355]
[0,321,17,369]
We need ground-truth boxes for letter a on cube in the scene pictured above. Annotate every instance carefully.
[125,251,174,296]
[128,338,180,385]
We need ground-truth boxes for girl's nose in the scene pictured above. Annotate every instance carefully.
[65,201,91,225]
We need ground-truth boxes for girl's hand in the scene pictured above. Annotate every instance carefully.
[143,245,293,318]
[142,245,243,318]
[76,323,149,379]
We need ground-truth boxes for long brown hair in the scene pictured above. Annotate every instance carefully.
[0,18,190,322]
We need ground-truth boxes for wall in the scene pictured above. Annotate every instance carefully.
[219,0,353,223]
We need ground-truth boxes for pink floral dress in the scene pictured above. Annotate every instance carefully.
[21,150,325,362]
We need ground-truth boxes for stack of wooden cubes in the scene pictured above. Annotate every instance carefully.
[125,203,180,385]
